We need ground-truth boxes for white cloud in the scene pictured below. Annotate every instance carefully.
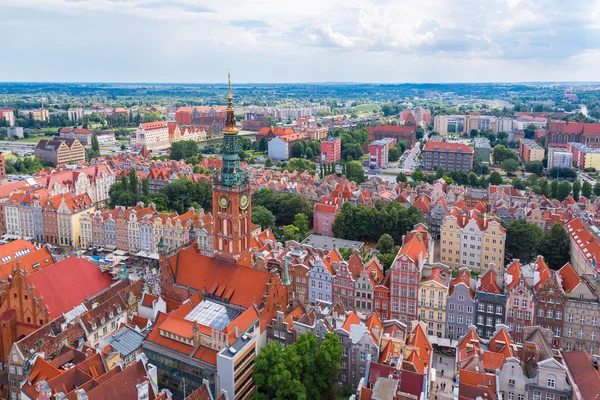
[0,0,599,82]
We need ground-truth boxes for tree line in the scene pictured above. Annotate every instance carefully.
[333,201,424,244]
[108,170,212,214]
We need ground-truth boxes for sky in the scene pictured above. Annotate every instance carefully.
[1,0,600,83]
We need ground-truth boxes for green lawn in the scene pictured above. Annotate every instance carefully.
[12,136,44,143]
[351,103,381,114]
[1,153,18,161]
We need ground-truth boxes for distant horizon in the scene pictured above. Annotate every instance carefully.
[2,80,600,86]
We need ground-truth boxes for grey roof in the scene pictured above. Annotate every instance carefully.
[301,234,364,251]
[106,326,145,356]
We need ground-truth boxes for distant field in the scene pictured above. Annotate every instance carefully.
[13,136,44,143]
[351,103,381,114]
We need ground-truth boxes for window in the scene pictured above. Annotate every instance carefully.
[507,393,514,400]
[533,391,542,400]
[508,379,515,386]
[478,303,485,312]
[538,309,545,317]
[547,376,555,388]
[513,298,519,307]
[546,394,554,400]
[568,313,574,323]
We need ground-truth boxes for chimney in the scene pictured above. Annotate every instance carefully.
[136,381,150,400]
[192,321,201,347]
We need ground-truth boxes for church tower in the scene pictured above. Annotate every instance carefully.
[212,74,252,260]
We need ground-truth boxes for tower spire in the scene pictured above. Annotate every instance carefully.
[224,72,238,135]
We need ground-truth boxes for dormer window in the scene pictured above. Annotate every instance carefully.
[91,323,97,330]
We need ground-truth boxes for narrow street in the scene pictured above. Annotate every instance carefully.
[431,353,456,400]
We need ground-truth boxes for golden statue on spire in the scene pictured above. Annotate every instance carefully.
[223,72,239,135]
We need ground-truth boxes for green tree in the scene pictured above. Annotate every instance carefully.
[388,145,401,162]
[524,161,543,175]
[556,180,572,201]
[287,158,316,173]
[90,132,100,156]
[170,140,199,161]
[493,145,518,164]
[252,189,313,226]
[537,223,571,269]
[550,179,559,198]
[283,224,301,242]
[505,219,544,262]
[252,205,276,231]
[489,171,503,185]
[582,180,592,199]
[572,180,581,201]
[377,233,395,254]
[314,333,344,398]
[258,137,268,152]
[129,167,139,197]
[410,168,428,183]
[292,141,305,158]
[265,158,273,168]
[304,147,314,160]
[345,160,366,183]
[252,342,306,400]
[539,178,549,197]
[142,178,150,197]
[501,159,520,175]
[594,182,600,196]
[293,213,309,239]
[377,252,396,271]
[470,128,479,137]
[396,172,407,183]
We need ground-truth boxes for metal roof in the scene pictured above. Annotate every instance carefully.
[106,326,145,356]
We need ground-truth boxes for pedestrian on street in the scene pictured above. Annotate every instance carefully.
[441,369,444,376]
[440,356,442,363]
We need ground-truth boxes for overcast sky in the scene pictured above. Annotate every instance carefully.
[1,0,600,83]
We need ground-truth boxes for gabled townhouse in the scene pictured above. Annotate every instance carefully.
[334,312,383,388]
[388,225,432,324]
[533,263,566,346]
[308,258,334,304]
[559,262,600,355]
[475,266,506,340]
[418,263,450,338]
[505,260,535,344]
[446,267,476,340]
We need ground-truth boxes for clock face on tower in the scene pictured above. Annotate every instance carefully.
[219,195,229,209]
[240,193,249,210]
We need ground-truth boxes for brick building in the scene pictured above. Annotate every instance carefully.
[422,140,474,172]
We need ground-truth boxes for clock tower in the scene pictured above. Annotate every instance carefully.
[212,74,252,260]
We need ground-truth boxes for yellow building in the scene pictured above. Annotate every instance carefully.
[418,264,451,338]
[56,193,95,247]
[440,209,506,275]
[34,137,85,166]
[439,211,462,268]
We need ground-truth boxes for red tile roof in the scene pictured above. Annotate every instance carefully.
[562,351,600,400]
[558,262,580,293]
[168,249,271,310]
[423,141,474,153]
[140,121,167,130]
[27,256,114,317]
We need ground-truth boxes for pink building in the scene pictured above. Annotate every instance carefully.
[321,137,341,163]
[369,138,396,168]
[504,260,535,344]
[388,225,432,325]
[313,201,340,236]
